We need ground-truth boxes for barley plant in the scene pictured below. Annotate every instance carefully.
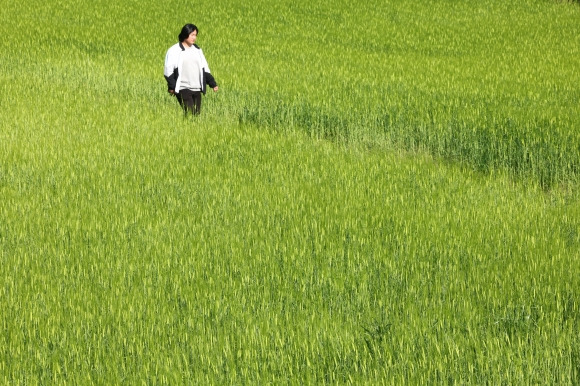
[1,0,579,383]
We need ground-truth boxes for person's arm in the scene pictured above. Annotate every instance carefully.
[204,71,218,90]
[164,46,178,93]
[199,48,218,92]
[164,70,178,94]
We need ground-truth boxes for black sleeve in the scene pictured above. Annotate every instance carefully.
[204,71,217,89]
[165,68,179,91]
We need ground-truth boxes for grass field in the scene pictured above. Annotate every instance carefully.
[1,0,580,383]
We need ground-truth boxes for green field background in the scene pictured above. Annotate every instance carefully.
[1,0,580,383]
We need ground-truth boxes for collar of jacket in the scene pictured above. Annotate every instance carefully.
[179,42,201,51]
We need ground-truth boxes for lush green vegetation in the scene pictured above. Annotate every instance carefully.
[1,0,579,383]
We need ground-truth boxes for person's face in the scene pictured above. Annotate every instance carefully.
[184,30,197,46]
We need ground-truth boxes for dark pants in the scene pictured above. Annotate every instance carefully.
[179,89,202,115]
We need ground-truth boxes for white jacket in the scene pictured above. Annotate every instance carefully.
[164,42,216,94]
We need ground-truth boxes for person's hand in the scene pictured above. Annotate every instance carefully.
[213,86,219,92]
[168,89,175,95]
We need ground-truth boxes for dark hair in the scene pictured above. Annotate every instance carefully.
[178,24,198,42]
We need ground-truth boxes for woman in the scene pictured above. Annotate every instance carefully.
[164,24,218,115]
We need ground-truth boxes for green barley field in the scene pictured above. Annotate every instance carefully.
[2,0,580,383]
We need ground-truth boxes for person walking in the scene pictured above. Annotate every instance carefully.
[164,24,218,115]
